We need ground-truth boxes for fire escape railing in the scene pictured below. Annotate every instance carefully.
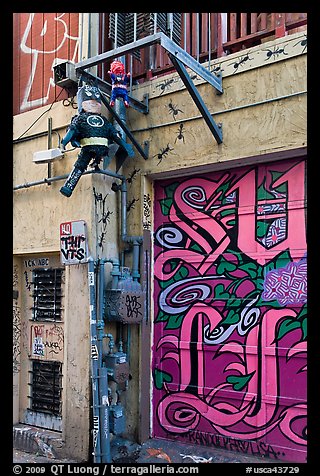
[76,30,224,147]
[98,13,307,83]
[74,12,307,156]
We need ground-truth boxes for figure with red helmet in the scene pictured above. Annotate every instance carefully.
[108,60,130,108]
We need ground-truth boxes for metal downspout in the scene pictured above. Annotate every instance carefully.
[13,168,125,191]
[131,241,140,281]
[97,259,106,366]
[87,257,102,463]
[97,259,111,463]
[118,178,143,377]
[119,179,143,245]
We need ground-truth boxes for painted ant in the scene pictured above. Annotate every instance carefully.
[127,168,140,184]
[168,100,184,120]
[156,78,175,95]
[229,53,253,73]
[294,35,307,54]
[153,144,174,165]
[98,209,113,225]
[127,198,139,212]
[175,123,185,144]
[264,45,288,61]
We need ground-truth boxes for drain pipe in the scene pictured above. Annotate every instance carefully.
[13,168,125,191]
[97,258,111,463]
[119,179,143,245]
[97,259,106,365]
[105,257,121,290]
[118,178,143,374]
[112,177,143,267]
[120,180,143,282]
[87,257,102,463]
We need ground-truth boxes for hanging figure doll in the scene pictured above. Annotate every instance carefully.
[108,60,130,108]
[59,83,134,197]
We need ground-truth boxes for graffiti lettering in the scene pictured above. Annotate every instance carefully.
[32,337,45,356]
[91,344,99,360]
[13,265,19,287]
[44,340,63,354]
[153,159,307,463]
[13,306,21,373]
[60,247,85,261]
[24,258,49,268]
[60,235,86,261]
[93,415,99,448]
[61,235,86,250]
[143,194,151,230]
[24,271,31,291]
[30,324,64,360]
[184,431,280,459]
[125,294,142,320]
[18,13,79,112]
[33,325,44,338]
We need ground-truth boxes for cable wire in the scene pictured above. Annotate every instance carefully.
[16,87,65,140]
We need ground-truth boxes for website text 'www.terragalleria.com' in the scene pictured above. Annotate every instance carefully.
[108,465,199,475]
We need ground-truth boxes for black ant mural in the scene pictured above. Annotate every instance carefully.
[175,123,186,144]
[156,78,175,96]
[210,64,224,75]
[127,168,141,184]
[229,53,253,74]
[98,209,113,225]
[264,45,288,61]
[167,100,184,121]
[153,144,174,165]
[93,187,113,250]
[294,35,307,54]
[127,198,140,212]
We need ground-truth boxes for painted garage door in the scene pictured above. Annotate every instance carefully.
[152,158,307,463]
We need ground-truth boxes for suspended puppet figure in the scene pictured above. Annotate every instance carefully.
[59,84,134,197]
[108,60,130,108]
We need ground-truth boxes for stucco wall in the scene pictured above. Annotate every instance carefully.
[13,31,307,254]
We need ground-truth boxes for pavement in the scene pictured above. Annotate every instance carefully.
[111,437,277,464]
[13,429,285,465]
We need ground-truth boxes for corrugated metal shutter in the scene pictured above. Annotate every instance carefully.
[152,158,307,463]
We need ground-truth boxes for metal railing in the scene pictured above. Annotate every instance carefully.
[99,12,307,83]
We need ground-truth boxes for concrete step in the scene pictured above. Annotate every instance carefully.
[13,424,65,460]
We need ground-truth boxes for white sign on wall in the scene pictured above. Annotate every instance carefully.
[60,220,88,265]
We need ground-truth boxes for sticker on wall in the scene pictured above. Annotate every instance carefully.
[60,220,88,265]
[29,323,64,361]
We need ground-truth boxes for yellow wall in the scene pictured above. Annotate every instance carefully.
[13,30,307,253]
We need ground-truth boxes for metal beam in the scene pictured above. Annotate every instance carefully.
[75,33,163,70]
[159,33,223,93]
[99,92,148,161]
[77,70,149,115]
[75,30,224,148]
[169,54,223,144]
[75,32,223,94]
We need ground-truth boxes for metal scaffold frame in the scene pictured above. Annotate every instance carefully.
[75,31,223,149]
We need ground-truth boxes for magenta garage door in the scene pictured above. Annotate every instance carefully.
[152,158,307,463]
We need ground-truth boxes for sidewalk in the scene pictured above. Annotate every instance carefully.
[13,435,284,465]
[113,437,281,464]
